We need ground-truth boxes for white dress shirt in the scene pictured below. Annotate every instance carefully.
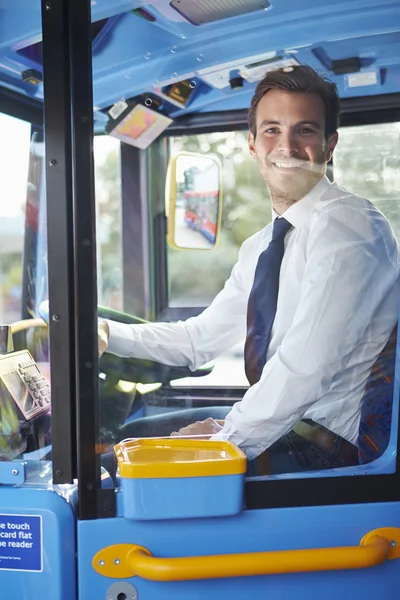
[107,176,400,459]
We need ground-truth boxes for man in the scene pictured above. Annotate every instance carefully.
[98,65,399,473]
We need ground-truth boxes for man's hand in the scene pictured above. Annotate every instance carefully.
[171,417,224,439]
[98,320,110,358]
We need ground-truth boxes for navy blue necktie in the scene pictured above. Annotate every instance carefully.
[245,217,292,386]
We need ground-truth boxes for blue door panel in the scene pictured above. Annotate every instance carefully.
[78,499,400,599]
[0,487,76,600]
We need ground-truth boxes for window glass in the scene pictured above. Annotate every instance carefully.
[26,134,124,315]
[167,131,269,387]
[168,131,271,307]
[0,114,51,462]
[0,114,31,323]
[89,21,398,483]
[94,136,123,311]
[0,126,123,464]
[333,122,400,236]
[133,120,399,481]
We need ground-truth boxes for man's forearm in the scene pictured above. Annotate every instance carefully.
[104,318,198,368]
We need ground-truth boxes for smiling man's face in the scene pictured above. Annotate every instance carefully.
[248,89,338,212]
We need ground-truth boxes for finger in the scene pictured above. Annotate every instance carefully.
[178,427,191,435]
[179,423,197,432]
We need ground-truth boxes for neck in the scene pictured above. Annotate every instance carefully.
[271,193,297,215]
[269,174,325,215]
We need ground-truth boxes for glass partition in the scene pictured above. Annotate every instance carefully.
[2,1,386,491]
[91,9,400,486]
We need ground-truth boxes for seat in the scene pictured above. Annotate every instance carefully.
[357,326,398,464]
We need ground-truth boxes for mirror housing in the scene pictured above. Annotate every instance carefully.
[166,152,222,250]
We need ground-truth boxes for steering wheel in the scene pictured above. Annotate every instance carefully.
[11,308,213,453]
[97,306,213,384]
[14,303,213,385]
[99,352,212,384]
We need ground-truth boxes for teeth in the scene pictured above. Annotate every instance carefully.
[274,162,300,169]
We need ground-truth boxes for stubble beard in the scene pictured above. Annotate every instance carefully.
[257,156,325,215]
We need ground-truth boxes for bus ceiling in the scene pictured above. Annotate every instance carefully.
[0,0,399,135]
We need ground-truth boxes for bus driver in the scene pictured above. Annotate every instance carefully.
[98,65,400,474]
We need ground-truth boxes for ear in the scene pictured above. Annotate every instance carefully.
[248,130,257,160]
[326,131,339,162]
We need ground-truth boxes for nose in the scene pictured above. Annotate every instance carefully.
[277,130,299,155]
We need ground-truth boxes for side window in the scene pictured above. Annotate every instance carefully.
[0,131,122,463]
[333,122,400,235]
[21,132,124,317]
[168,131,271,307]
[167,131,270,387]
[93,136,123,311]
[0,113,31,323]
[0,114,49,463]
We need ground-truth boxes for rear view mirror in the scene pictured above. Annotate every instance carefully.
[166,152,222,250]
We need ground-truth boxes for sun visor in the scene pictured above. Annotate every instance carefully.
[106,100,172,150]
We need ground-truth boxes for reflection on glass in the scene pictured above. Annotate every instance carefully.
[334,122,400,237]
[174,155,220,249]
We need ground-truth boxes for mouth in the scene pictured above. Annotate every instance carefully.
[270,160,305,171]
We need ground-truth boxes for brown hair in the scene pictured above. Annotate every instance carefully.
[248,65,340,140]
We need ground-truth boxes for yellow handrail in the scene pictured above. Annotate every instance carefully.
[92,527,400,581]
[128,537,388,581]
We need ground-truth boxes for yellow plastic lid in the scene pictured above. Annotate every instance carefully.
[114,437,247,479]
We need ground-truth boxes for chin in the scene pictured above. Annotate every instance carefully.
[268,176,317,202]
[264,163,321,194]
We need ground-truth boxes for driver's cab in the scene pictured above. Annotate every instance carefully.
[3,123,399,477]
[4,292,398,474]
[1,1,400,599]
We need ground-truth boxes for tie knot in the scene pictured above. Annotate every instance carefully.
[271,217,292,241]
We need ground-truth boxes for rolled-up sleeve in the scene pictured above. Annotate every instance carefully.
[106,236,256,370]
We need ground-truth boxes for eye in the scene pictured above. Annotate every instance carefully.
[300,127,316,134]
[264,127,280,134]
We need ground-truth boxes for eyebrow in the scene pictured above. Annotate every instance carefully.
[260,120,322,129]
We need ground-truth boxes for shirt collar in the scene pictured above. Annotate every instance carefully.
[272,175,332,228]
